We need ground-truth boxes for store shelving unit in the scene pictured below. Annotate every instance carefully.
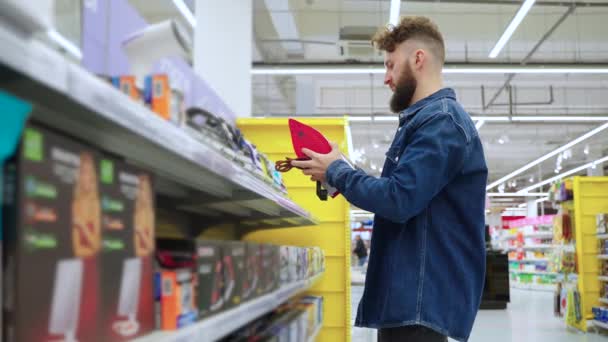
[511,283,557,291]
[592,320,608,330]
[238,118,352,342]
[0,20,317,233]
[133,273,324,342]
[0,17,327,342]
[504,216,557,291]
[509,258,550,263]
[556,177,608,332]
[511,271,557,276]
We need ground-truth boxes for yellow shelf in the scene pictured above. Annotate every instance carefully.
[566,176,608,332]
[237,118,352,342]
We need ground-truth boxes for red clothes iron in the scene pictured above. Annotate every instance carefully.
[275,119,340,201]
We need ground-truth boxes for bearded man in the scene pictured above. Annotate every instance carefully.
[292,16,488,342]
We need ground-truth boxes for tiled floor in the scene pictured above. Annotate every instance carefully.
[351,284,608,342]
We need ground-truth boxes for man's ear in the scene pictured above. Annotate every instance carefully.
[414,49,425,69]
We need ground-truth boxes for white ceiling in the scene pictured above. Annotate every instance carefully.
[252,0,608,201]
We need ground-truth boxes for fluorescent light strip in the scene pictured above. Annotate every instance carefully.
[252,67,608,75]
[349,116,608,123]
[489,0,536,58]
[442,68,608,74]
[535,196,549,204]
[389,0,401,26]
[487,121,608,191]
[47,30,82,60]
[349,116,398,122]
[487,192,547,197]
[475,120,486,130]
[172,0,196,28]
[519,155,608,193]
[513,116,608,122]
[518,202,528,208]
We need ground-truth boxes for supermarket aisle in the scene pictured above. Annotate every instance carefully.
[351,285,607,342]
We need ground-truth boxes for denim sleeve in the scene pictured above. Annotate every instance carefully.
[326,113,467,223]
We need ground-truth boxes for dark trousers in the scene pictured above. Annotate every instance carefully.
[377,325,448,342]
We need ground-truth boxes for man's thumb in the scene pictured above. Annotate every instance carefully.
[301,148,319,158]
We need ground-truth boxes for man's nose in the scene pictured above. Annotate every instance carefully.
[384,72,391,86]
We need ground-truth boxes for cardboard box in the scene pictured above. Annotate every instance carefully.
[243,242,261,301]
[159,268,197,330]
[98,159,155,341]
[144,74,171,121]
[223,241,246,309]
[111,75,140,101]
[195,240,225,319]
[3,123,102,342]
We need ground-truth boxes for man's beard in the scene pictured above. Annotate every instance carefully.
[390,63,417,113]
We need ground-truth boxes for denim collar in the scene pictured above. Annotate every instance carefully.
[398,88,456,126]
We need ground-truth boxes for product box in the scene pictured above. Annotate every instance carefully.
[3,123,102,342]
[159,268,197,330]
[288,247,298,282]
[279,246,291,285]
[222,241,246,309]
[144,74,171,121]
[260,244,279,294]
[243,242,261,301]
[300,296,323,329]
[111,75,140,101]
[156,239,197,330]
[195,240,225,319]
[98,159,156,341]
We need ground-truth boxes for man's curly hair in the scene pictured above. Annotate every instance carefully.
[371,16,445,64]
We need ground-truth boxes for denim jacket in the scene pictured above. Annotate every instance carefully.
[327,88,488,342]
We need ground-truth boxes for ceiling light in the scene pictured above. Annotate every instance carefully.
[519,155,608,193]
[475,120,485,130]
[535,197,549,204]
[518,203,528,208]
[251,66,608,75]
[498,138,505,145]
[172,0,196,28]
[487,121,608,191]
[489,0,536,58]
[584,144,590,155]
[512,116,608,122]
[47,29,82,60]
[342,115,608,124]
[486,192,547,197]
[389,0,401,26]
[529,176,534,183]
[379,167,383,172]
[371,164,377,170]
[373,143,380,149]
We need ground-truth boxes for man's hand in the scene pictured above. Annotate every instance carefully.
[291,142,341,183]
